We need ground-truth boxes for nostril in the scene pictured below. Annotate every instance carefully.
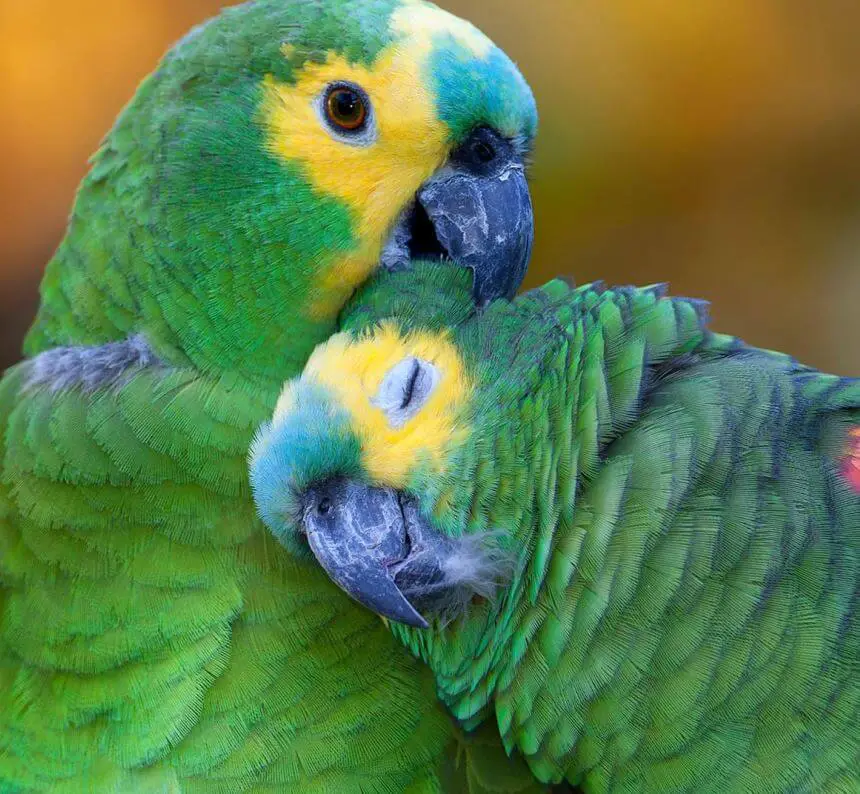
[452,126,510,173]
[471,139,496,164]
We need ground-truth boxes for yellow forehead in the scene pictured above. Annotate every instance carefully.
[275,323,471,488]
[391,1,494,59]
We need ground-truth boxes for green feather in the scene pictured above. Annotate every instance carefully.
[269,272,859,792]
[2,0,543,789]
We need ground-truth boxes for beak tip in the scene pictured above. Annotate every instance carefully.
[306,527,430,630]
[377,588,430,629]
[406,612,430,630]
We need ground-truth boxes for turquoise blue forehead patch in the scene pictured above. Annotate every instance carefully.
[427,35,538,144]
[249,382,364,552]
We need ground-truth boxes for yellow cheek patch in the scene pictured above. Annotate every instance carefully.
[261,33,451,319]
[260,1,501,322]
[282,323,472,488]
[262,47,447,241]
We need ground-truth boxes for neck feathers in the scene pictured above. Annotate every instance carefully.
[416,283,729,720]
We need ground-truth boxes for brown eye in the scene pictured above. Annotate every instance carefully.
[324,84,369,133]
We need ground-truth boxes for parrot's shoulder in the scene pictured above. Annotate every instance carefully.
[2,337,275,497]
[21,334,160,393]
[0,361,25,519]
[492,280,715,405]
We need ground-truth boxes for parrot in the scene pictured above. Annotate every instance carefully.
[0,0,543,790]
[250,265,860,793]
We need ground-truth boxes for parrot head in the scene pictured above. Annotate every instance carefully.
[249,270,561,630]
[28,0,538,381]
[250,271,721,643]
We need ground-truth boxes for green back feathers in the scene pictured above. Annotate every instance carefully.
[263,272,859,791]
[408,283,859,790]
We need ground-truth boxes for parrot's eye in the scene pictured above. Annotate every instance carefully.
[399,358,421,410]
[372,357,440,429]
[323,83,371,135]
[317,498,332,516]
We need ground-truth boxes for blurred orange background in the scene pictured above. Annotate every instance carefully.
[1,0,858,373]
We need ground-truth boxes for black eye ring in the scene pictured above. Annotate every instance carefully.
[323,82,371,135]
[317,498,332,516]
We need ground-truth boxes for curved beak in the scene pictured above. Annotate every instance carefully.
[302,480,430,628]
[299,479,511,628]
[381,129,534,305]
[417,162,533,305]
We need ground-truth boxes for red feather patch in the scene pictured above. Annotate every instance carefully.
[841,427,860,493]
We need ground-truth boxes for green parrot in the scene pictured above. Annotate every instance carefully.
[251,266,860,792]
[0,0,542,790]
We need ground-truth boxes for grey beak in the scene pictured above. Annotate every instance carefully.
[300,479,511,629]
[302,480,429,628]
[381,127,534,306]
[417,161,533,305]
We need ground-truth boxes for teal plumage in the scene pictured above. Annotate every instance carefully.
[254,269,860,792]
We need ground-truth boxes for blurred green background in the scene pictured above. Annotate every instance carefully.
[1,0,858,373]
